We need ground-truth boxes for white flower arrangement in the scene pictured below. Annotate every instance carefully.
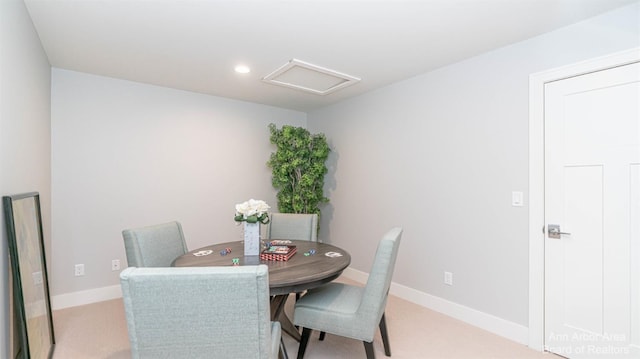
[234,199,270,224]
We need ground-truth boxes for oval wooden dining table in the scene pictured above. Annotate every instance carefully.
[172,240,351,341]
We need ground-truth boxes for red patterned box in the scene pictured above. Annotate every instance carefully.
[260,245,297,261]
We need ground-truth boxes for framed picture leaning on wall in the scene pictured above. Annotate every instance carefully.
[3,192,55,359]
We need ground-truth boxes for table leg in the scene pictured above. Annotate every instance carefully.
[270,294,301,342]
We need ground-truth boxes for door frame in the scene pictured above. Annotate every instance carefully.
[528,47,640,351]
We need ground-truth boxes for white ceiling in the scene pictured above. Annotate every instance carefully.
[24,0,636,112]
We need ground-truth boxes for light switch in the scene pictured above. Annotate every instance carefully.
[512,191,524,207]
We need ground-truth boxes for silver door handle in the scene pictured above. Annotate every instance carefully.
[548,224,571,239]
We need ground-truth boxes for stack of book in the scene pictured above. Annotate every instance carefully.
[260,245,297,261]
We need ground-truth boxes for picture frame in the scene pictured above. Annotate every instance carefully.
[3,192,55,359]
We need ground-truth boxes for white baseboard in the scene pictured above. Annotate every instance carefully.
[51,285,122,310]
[51,267,528,347]
[342,267,529,346]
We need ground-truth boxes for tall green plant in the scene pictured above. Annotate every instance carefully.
[267,123,330,215]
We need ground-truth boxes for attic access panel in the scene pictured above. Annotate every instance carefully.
[263,59,360,95]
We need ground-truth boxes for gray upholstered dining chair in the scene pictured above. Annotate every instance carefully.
[266,213,318,242]
[120,265,282,359]
[122,221,188,267]
[266,212,319,303]
[293,227,403,359]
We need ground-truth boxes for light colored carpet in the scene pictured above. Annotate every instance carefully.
[52,278,558,358]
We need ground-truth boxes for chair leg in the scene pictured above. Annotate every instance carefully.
[363,341,376,359]
[280,337,289,359]
[319,331,326,341]
[379,313,391,356]
[297,327,312,359]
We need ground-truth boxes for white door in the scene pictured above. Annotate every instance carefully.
[544,61,640,358]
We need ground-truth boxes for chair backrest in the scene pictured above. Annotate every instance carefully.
[266,213,318,242]
[120,265,274,358]
[122,221,188,267]
[358,227,403,329]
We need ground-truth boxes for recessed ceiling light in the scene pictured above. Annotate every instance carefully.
[234,65,251,74]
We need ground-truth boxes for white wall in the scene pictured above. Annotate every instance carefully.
[309,0,640,332]
[0,0,52,356]
[50,69,306,298]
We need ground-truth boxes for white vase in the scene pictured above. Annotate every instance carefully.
[243,222,260,256]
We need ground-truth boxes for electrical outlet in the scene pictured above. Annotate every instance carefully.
[111,259,121,271]
[444,271,453,286]
[75,264,85,276]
